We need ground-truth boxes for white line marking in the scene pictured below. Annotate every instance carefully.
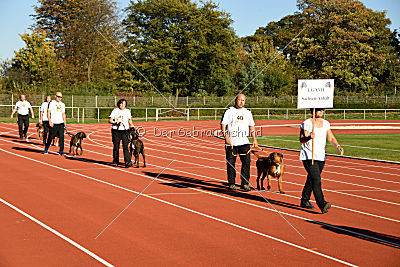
[0,197,114,267]
[0,147,357,266]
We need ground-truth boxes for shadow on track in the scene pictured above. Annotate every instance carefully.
[307,221,400,249]
[143,171,317,213]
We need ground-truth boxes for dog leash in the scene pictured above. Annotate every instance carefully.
[64,126,73,137]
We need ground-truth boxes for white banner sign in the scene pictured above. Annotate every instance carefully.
[297,79,334,109]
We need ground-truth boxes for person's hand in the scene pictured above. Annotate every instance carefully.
[32,115,35,119]
[310,132,315,139]
[337,145,344,155]
[225,136,232,146]
[10,115,13,120]
[252,139,258,147]
[49,121,54,127]
[39,120,42,123]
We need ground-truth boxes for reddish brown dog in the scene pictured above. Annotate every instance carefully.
[252,151,285,194]
[36,122,44,140]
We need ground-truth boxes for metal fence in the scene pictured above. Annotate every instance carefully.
[1,94,399,108]
[1,105,399,122]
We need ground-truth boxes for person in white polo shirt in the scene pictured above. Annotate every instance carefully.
[109,98,134,168]
[299,108,344,214]
[39,95,52,145]
[43,92,66,155]
[10,94,35,139]
[221,94,258,191]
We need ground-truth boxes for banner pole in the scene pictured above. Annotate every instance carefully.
[312,108,315,165]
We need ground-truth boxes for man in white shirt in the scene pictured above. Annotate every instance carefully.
[10,94,35,139]
[43,92,67,155]
[39,95,52,145]
[221,94,258,191]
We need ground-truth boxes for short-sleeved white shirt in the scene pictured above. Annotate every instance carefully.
[15,100,32,115]
[48,100,65,124]
[220,106,255,146]
[300,119,331,161]
[109,108,132,130]
[40,101,51,121]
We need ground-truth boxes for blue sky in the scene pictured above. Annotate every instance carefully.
[0,0,399,61]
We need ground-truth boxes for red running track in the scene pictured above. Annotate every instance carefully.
[0,120,399,266]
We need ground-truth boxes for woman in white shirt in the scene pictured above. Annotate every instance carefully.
[109,99,134,167]
[299,108,344,214]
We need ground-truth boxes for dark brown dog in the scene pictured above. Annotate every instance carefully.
[252,151,285,194]
[69,132,86,156]
[36,122,44,140]
[129,128,146,168]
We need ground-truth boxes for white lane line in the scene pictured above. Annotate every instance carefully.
[0,197,114,267]
[69,137,400,222]
[0,147,357,266]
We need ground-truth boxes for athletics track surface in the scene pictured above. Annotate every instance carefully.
[0,120,399,266]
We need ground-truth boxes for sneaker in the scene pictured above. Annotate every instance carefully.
[300,201,315,210]
[241,184,251,192]
[58,151,67,156]
[112,161,119,167]
[321,202,331,214]
[229,184,237,190]
[42,149,48,154]
[125,161,133,168]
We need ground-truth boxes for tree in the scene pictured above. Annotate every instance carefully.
[123,0,238,101]
[11,29,58,88]
[257,0,397,94]
[32,0,121,85]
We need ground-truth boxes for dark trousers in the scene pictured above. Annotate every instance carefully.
[17,114,29,138]
[45,123,65,152]
[112,129,131,164]
[225,144,251,186]
[301,160,326,209]
[42,120,50,144]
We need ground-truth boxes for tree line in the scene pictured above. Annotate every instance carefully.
[0,0,399,100]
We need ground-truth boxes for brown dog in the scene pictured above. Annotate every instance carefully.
[129,128,146,168]
[252,151,285,194]
[36,122,44,140]
[69,132,86,156]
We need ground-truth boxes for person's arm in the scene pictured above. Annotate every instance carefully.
[221,124,231,146]
[47,109,53,127]
[299,128,314,143]
[62,112,66,126]
[128,118,134,128]
[39,109,43,122]
[250,125,258,147]
[30,107,35,119]
[327,129,344,155]
[10,107,17,120]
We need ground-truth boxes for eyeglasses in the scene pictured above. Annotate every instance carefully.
[56,95,62,98]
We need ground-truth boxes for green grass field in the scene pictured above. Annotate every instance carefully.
[253,134,400,163]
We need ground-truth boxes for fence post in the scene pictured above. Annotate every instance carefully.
[215,109,217,120]
[286,109,288,119]
[304,109,307,120]
[385,110,387,120]
[145,108,148,121]
[268,109,270,120]
[71,95,74,118]
[82,108,85,123]
[344,109,346,120]
[155,108,159,121]
[95,95,98,108]
[363,110,365,120]
[197,108,200,120]
[77,108,80,123]
[97,108,100,122]
[187,108,190,121]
